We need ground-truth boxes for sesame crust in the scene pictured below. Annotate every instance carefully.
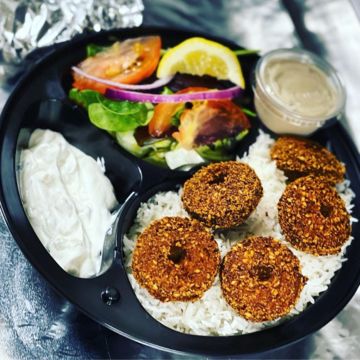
[182,161,263,230]
[132,217,220,302]
[270,136,345,184]
[221,236,307,322]
[278,176,351,256]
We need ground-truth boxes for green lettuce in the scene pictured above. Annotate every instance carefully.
[69,88,99,109]
[69,88,153,132]
[196,129,249,161]
[115,131,174,166]
[86,44,107,57]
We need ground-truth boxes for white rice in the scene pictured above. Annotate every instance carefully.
[123,131,357,336]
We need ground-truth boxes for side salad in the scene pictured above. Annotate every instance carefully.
[69,35,256,169]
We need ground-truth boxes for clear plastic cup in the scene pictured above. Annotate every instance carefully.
[252,48,346,135]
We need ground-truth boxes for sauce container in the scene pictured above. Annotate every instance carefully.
[253,48,346,135]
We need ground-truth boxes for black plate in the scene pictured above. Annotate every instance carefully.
[1,27,360,356]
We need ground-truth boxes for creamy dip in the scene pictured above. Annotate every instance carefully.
[253,49,345,135]
[20,129,118,278]
[263,60,337,117]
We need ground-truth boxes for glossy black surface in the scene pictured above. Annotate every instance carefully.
[1,27,360,356]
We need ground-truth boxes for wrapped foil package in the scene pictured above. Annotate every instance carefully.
[0,0,144,64]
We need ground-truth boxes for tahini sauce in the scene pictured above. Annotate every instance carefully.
[254,58,340,135]
[264,59,337,117]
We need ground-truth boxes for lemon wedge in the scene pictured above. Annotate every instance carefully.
[157,37,245,88]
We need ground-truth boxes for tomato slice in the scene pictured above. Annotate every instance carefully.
[148,87,209,137]
[72,36,161,94]
[172,100,250,149]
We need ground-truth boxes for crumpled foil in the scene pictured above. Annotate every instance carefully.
[0,0,144,64]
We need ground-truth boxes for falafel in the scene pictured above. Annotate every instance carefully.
[221,236,307,322]
[182,161,263,230]
[132,216,220,302]
[278,175,351,255]
[270,136,345,184]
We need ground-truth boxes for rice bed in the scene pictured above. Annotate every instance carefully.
[123,132,357,336]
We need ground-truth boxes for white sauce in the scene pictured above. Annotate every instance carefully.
[20,129,118,278]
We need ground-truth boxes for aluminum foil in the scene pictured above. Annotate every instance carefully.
[0,0,144,64]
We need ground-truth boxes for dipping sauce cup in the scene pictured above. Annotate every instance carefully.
[253,48,346,135]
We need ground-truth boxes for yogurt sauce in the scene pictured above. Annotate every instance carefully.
[20,129,118,278]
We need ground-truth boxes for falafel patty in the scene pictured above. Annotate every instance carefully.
[270,136,345,184]
[182,161,263,230]
[278,175,351,256]
[132,216,220,302]
[221,236,307,322]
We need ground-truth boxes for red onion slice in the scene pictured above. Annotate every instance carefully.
[105,86,243,103]
[71,66,174,90]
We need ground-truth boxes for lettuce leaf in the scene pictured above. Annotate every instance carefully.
[69,88,99,109]
[196,129,249,161]
[86,44,107,57]
[115,131,152,157]
[115,131,174,166]
[69,88,153,132]
[89,101,151,132]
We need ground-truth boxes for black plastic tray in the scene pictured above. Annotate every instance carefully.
[1,27,360,356]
